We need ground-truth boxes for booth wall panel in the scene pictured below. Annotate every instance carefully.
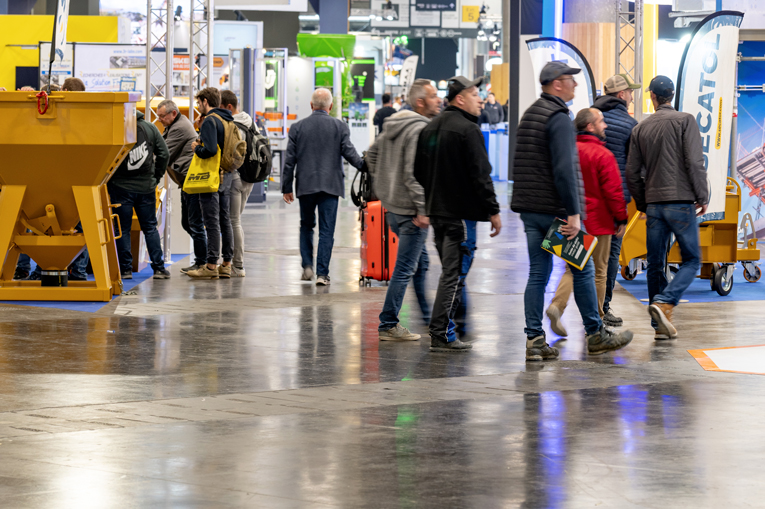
[0,15,119,90]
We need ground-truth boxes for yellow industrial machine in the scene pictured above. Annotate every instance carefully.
[619,177,760,296]
[0,91,138,301]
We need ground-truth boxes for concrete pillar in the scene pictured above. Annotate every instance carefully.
[319,0,348,34]
[564,0,624,23]
[459,38,476,79]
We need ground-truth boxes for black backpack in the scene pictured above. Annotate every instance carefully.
[115,119,154,177]
[234,121,272,183]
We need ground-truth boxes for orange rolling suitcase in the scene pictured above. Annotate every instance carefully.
[360,201,398,285]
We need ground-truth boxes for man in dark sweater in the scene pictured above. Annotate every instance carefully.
[414,76,502,352]
[593,74,640,328]
[282,88,364,286]
[484,92,504,125]
[188,87,235,280]
[373,93,397,135]
[510,61,633,360]
[108,111,171,279]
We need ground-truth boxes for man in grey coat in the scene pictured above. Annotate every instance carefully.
[282,88,364,286]
[626,76,708,341]
[366,79,442,341]
[157,99,207,273]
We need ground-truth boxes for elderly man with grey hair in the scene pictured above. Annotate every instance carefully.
[157,99,208,273]
[282,88,364,285]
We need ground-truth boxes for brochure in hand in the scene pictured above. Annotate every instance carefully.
[541,218,598,270]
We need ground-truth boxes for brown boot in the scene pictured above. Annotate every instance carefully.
[648,302,678,338]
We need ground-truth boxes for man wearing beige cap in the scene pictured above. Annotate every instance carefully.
[593,74,641,329]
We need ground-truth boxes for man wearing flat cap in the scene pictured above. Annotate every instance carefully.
[511,60,634,361]
[414,75,502,352]
[626,75,708,342]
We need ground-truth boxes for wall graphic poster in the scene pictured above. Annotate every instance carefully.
[734,40,765,240]
[676,11,744,223]
[39,42,73,89]
[525,37,595,119]
[74,44,146,93]
[348,102,370,156]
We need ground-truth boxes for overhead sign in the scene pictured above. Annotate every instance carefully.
[525,38,596,118]
[415,1,456,11]
[462,5,479,22]
[371,28,479,38]
[676,11,744,222]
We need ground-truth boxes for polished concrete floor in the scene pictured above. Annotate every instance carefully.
[2,182,765,508]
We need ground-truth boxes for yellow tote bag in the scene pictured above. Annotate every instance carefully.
[183,148,221,194]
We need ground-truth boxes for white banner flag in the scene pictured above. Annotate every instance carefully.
[399,55,419,94]
[51,0,71,64]
[676,11,744,222]
[526,38,595,118]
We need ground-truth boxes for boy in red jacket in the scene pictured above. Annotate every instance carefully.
[546,108,629,337]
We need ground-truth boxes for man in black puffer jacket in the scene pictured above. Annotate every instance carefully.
[511,61,633,361]
[414,75,502,353]
[593,74,640,328]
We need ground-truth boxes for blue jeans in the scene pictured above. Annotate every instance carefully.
[109,185,166,273]
[646,203,700,307]
[299,192,339,277]
[521,212,601,338]
[17,225,88,277]
[378,212,430,330]
[199,171,234,265]
[181,191,207,267]
[430,217,476,342]
[603,234,622,314]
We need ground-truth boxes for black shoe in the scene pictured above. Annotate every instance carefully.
[586,325,633,355]
[68,273,87,281]
[26,271,41,281]
[121,270,133,280]
[153,268,171,279]
[181,264,202,274]
[525,335,559,361]
[13,269,29,280]
[602,309,623,327]
[429,337,473,352]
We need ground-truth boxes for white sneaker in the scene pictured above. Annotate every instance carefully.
[316,275,330,286]
[301,267,314,281]
[379,324,420,341]
[231,267,246,277]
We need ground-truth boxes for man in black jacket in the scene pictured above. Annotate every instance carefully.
[593,74,640,328]
[484,92,504,125]
[511,61,633,360]
[414,76,502,352]
[108,111,171,280]
[188,87,235,280]
[373,93,397,134]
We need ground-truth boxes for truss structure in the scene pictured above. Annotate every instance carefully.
[615,0,643,120]
[189,0,214,123]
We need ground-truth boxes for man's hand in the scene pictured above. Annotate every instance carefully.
[696,203,708,217]
[616,224,626,239]
[561,214,581,240]
[283,193,294,204]
[413,215,430,228]
[191,139,200,151]
[489,214,502,237]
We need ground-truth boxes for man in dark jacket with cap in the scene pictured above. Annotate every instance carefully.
[414,75,502,352]
[626,76,708,341]
[593,74,640,328]
[511,61,633,360]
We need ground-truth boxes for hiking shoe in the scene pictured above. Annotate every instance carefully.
[654,331,672,341]
[301,266,314,281]
[181,264,202,274]
[526,335,560,361]
[121,270,133,280]
[187,265,219,279]
[648,302,677,338]
[68,273,87,281]
[603,309,623,327]
[379,324,420,341]
[218,265,232,279]
[429,337,472,352]
[586,325,634,355]
[231,267,246,277]
[26,271,42,281]
[316,275,330,286]
[13,269,29,280]
[153,268,171,279]
[546,305,568,336]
